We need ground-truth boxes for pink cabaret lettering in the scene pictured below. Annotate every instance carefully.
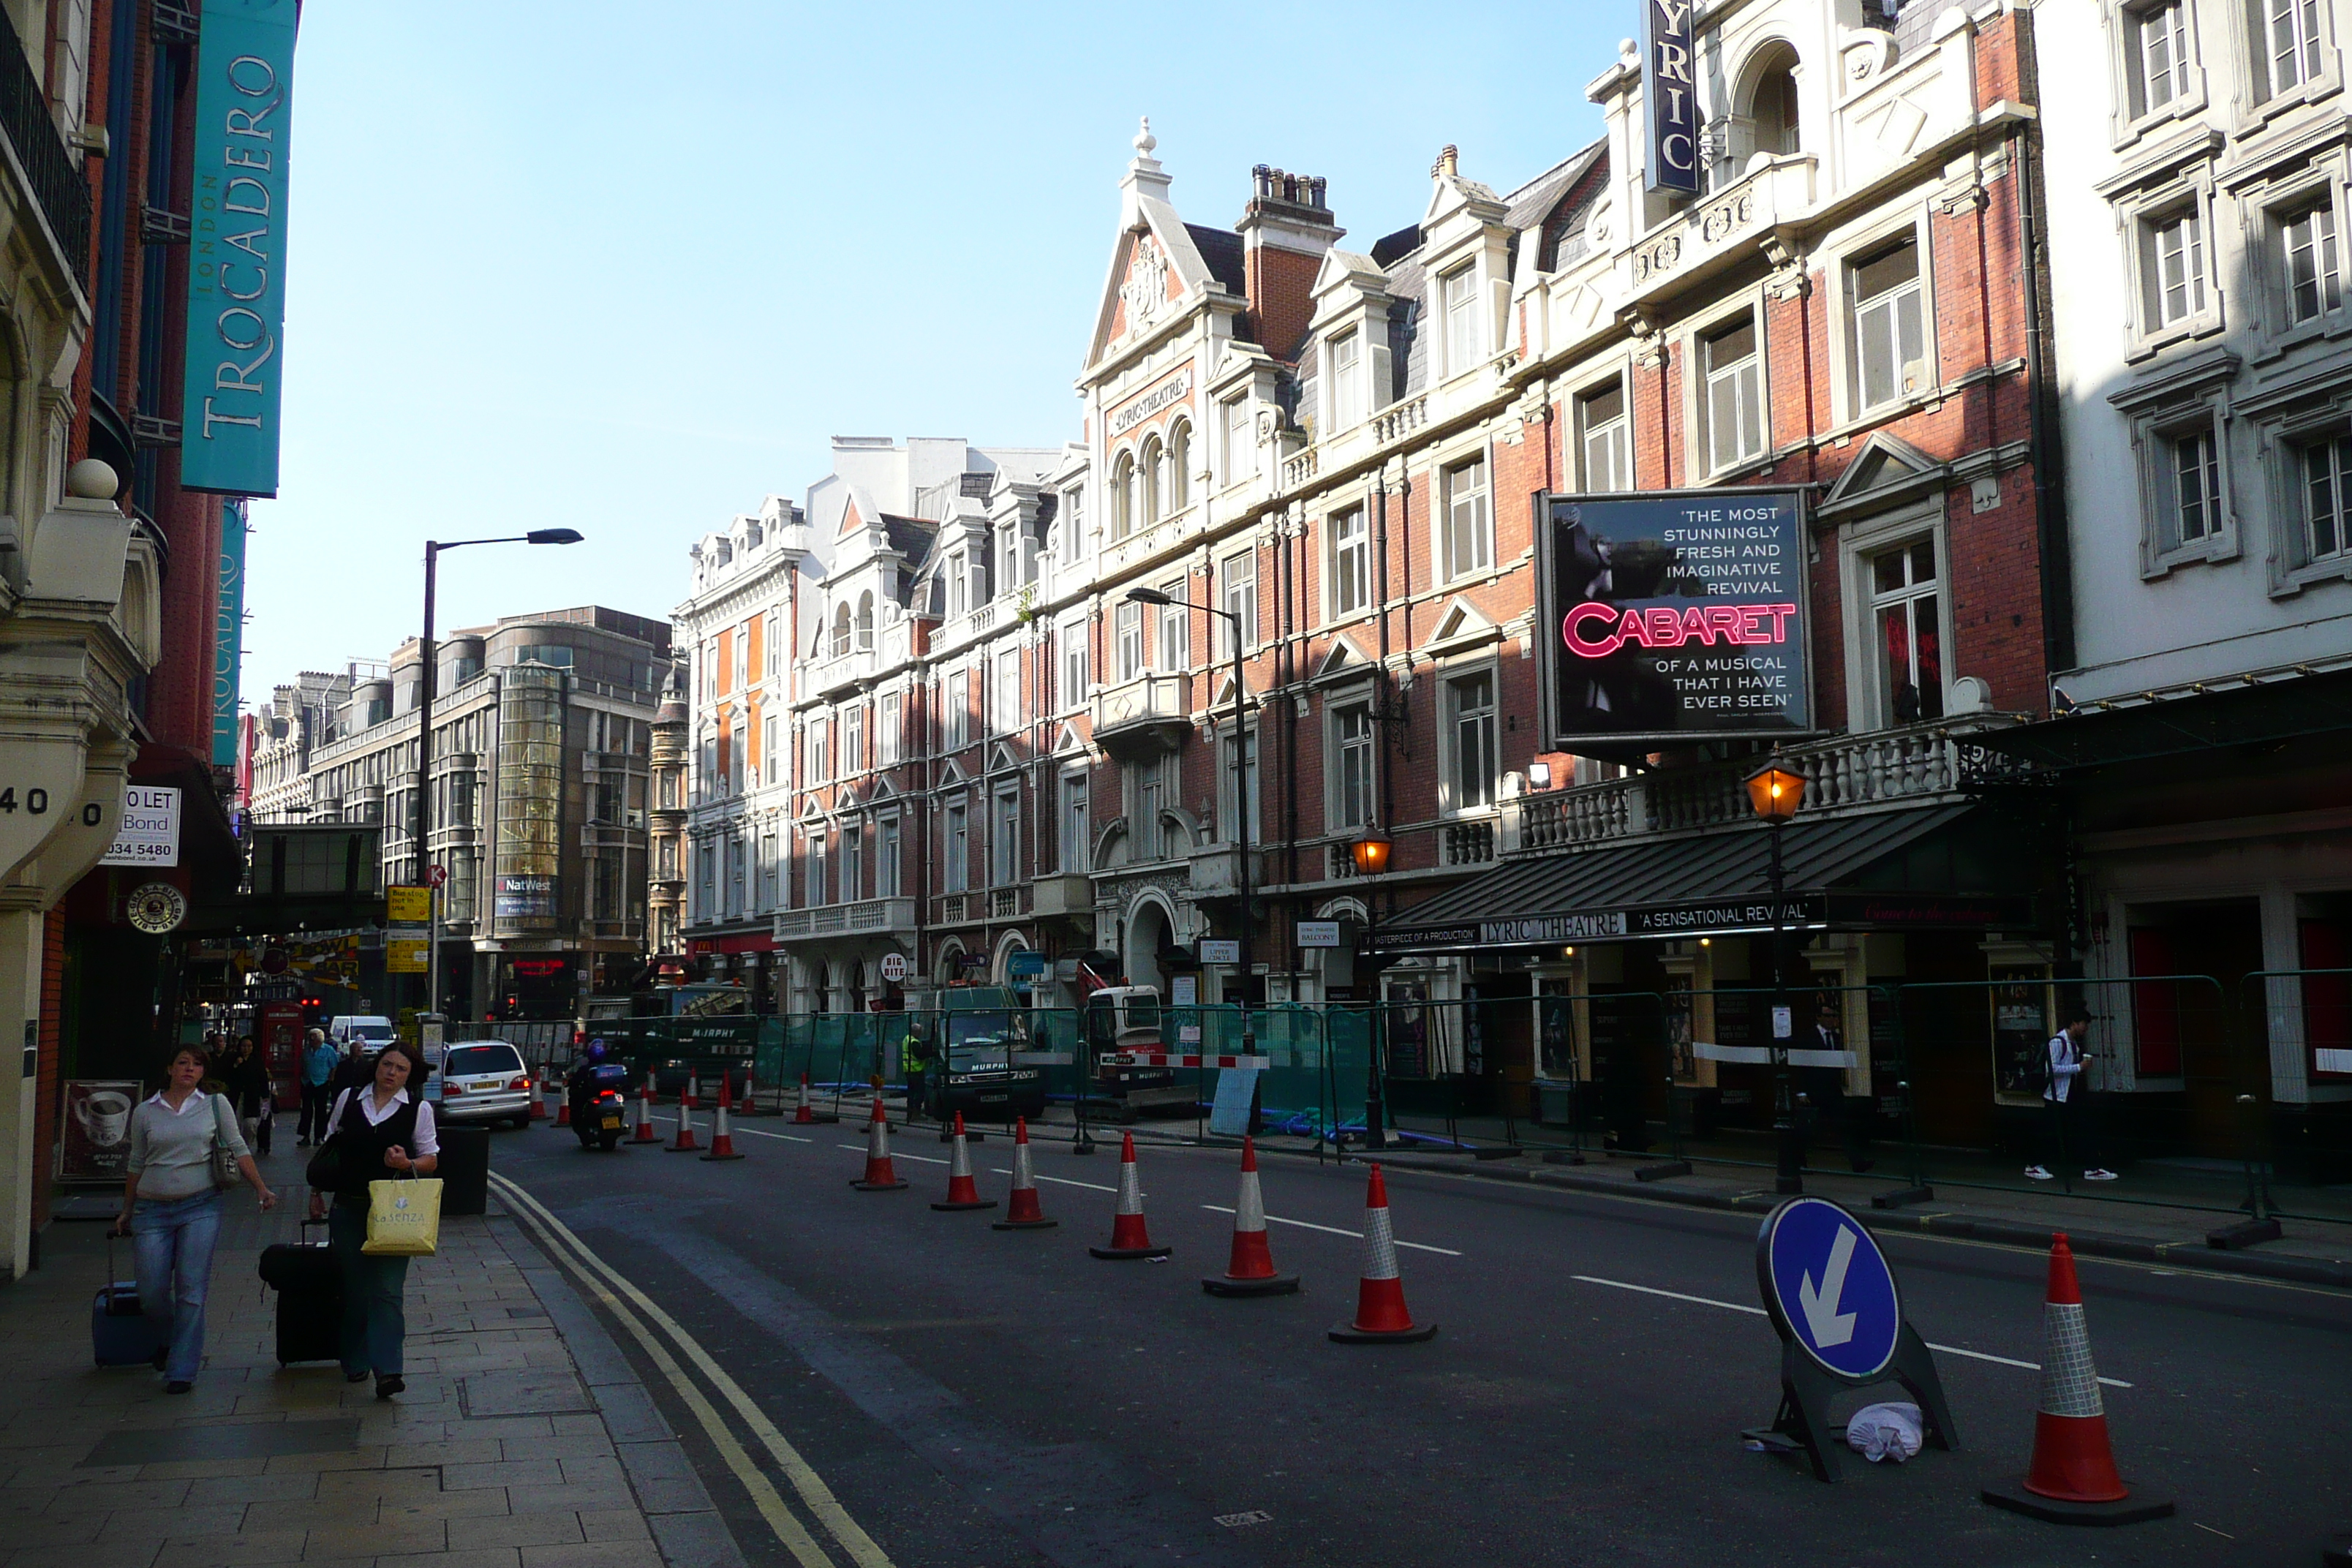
[1560,600,1797,658]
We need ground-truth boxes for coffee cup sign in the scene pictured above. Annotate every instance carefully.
[61,1080,142,1182]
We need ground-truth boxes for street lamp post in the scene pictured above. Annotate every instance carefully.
[1349,828,1393,1150]
[1123,586,1253,1082]
[415,529,584,1019]
[1746,757,1810,1196]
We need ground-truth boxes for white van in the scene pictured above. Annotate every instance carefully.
[327,1015,397,1050]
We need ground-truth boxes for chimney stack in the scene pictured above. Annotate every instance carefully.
[1236,164,1342,363]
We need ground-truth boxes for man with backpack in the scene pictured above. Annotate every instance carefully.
[2027,1007,2117,1183]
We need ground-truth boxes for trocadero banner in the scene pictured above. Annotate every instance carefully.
[181,0,298,497]
[1536,488,1812,748]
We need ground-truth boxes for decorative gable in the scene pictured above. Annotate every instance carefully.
[1311,635,1376,686]
[1422,596,1501,653]
[1820,431,1947,518]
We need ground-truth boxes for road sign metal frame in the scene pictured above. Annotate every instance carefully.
[1746,1196,1959,1482]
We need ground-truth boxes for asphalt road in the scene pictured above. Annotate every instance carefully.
[491,1111,2352,1567]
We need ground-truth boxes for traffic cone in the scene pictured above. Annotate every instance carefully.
[1088,1133,1170,1259]
[699,1077,745,1162]
[851,1095,907,1190]
[1328,1164,1436,1343]
[554,1078,572,1128]
[630,1074,658,1144]
[930,1113,996,1210]
[1204,1137,1298,1296]
[1983,1235,2173,1525]
[666,1074,701,1153]
[529,1070,549,1121]
[793,1073,837,1126]
[993,1117,1056,1230]
[740,1068,759,1116]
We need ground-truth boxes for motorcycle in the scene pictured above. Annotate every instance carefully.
[574,1085,626,1152]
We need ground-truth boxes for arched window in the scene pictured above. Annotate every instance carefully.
[1747,47,1800,159]
[855,592,875,650]
[1141,434,1165,525]
[831,605,851,658]
[1166,420,1191,513]
[1110,450,1136,539]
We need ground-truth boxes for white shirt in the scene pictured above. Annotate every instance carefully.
[2045,1033,2084,1103]
[326,1085,440,1157]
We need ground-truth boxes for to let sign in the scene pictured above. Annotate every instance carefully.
[101,786,181,867]
[1538,489,1811,748]
[181,0,298,497]
[1644,0,1700,194]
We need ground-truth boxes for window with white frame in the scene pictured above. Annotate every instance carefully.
[1333,701,1374,831]
[943,802,969,892]
[1062,626,1088,706]
[945,668,969,749]
[1221,549,1257,657]
[1578,380,1631,491]
[730,722,746,794]
[1223,397,1255,483]
[1115,600,1145,680]
[804,716,827,783]
[1110,452,1134,540]
[1867,540,1945,725]
[1062,486,1085,562]
[1851,237,1927,411]
[1327,329,1362,431]
[998,525,1022,600]
[2257,0,2325,99]
[878,691,900,765]
[2166,420,2225,551]
[946,549,969,619]
[725,836,745,917]
[762,715,779,785]
[843,823,863,902]
[855,592,874,649]
[1141,434,1166,526]
[1219,725,1260,845]
[1442,265,1480,376]
[844,703,864,774]
[734,624,748,689]
[1444,670,1498,812]
[2144,201,2208,328]
[992,789,1019,885]
[1167,421,1191,514]
[995,650,1021,734]
[1133,760,1167,860]
[878,818,900,896]
[1441,453,1491,581]
[2125,1,2192,118]
[796,830,818,909]
[829,605,851,659]
[1330,505,1369,618]
[1157,580,1187,671]
[2283,198,2341,325]
[1059,771,1089,872]
[695,841,715,916]
[764,611,781,680]
[1703,316,1766,471]
[759,831,779,909]
[2298,432,2352,567]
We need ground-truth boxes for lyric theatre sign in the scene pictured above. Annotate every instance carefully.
[1537,489,1812,747]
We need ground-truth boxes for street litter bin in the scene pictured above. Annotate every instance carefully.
[437,1125,490,1216]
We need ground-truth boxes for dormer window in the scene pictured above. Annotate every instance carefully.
[1327,329,1362,431]
[946,550,968,619]
[1441,265,1480,377]
[855,592,874,651]
[830,606,851,659]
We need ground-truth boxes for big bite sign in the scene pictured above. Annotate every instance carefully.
[1537,489,1813,748]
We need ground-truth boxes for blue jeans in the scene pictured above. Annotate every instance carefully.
[133,1191,223,1382]
[328,1199,409,1377]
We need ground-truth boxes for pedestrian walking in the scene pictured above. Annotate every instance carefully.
[901,1021,932,1124]
[2027,1008,2117,1183]
[228,1033,273,1156]
[327,1033,372,1098]
[1797,1007,1874,1175]
[308,1041,438,1398]
[116,1044,279,1392]
[297,1028,338,1146]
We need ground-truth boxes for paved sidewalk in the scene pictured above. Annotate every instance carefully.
[0,1150,743,1568]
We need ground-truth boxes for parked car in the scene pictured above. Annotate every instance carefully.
[429,1040,535,1128]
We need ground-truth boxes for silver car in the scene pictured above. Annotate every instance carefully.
[431,1040,535,1128]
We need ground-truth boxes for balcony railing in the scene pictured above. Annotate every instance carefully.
[770,896,916,943]
[1441,819,1496,866]
[1088,671,1191,758]
[1507,720,2012,855]
[1188,843,1263,898]
[0,8,88,275]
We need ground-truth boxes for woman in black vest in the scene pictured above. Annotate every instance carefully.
[308,1041,438,1398]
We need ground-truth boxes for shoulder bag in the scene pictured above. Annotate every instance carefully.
[208,1095,244,1190]
[304,1093,348,1191]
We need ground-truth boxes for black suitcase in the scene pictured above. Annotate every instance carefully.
[259,1218,342,1365]
[91,1233,165,1368]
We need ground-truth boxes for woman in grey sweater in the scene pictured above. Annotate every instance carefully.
[116,1044,279,1392]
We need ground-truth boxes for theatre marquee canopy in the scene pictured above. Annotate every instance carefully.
[1368,804,2037,954]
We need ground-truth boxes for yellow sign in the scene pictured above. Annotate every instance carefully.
[386,937,430,974]
[387,885,431,924]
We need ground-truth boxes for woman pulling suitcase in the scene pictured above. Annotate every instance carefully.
[307,1041,437,1399]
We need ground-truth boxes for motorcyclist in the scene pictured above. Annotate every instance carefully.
[566,1039,633,1132]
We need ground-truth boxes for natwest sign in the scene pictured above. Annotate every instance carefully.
[1537,489,1812,749]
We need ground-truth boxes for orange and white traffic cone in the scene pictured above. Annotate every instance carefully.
[1204,1137,1297,1296]
[930,1113,995,1210]
[1328,1164,1436,1343]
[554,1077,572,1128]
[851,1094,907,1190]
[630,1073,658,1143]
[1088,1133,1170,1259]
[699,1077,745,1162]
[529,1070,550,1121]
[794,1073,837,1126]
[992,1117,1056,1230]
[666,1074,702,1153]
[1983,1235,2173,1525]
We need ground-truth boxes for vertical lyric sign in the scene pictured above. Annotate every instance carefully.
[181,0,298,497]
[1537,489,1812,747]
[1645,0,1700,195]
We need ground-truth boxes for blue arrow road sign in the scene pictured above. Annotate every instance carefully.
[1758,1197,1901,1381]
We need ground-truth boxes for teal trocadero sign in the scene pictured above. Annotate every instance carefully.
[181,0,298,497]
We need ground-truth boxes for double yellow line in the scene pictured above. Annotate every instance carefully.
[489,1172,896,1568]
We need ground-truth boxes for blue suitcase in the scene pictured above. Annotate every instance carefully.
[91,1233,165,1368]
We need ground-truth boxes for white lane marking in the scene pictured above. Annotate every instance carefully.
[1570,1274,2133,1388]
[987,1166,1119,1194]
[1202,1204,1463,1257]
[647,1115,810,1143]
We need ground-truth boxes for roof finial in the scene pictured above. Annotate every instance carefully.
[1134,116,1157,157]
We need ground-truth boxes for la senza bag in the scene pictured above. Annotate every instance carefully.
[363,1175,442,1256]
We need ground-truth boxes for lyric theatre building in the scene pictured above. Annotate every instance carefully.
[1351,1,2070,1154]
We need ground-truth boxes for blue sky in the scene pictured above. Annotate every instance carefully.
[241,1,1628,694]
